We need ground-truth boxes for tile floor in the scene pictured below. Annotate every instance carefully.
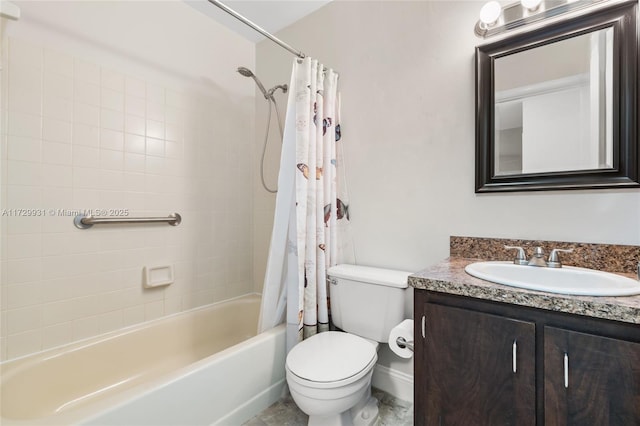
[243,388,413,426]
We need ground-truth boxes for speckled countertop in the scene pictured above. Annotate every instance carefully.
[409,257,640,325]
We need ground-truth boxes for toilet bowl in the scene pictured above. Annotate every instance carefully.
[286,331,380,426]
[284,264,413,426]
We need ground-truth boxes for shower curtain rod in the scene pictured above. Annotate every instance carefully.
[207,0,306,59]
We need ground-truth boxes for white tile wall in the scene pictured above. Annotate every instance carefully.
[0,37,254,360]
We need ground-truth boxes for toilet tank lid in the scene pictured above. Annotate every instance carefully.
[327,264,412,288]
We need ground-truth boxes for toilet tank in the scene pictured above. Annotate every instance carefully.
[327,264,412,343]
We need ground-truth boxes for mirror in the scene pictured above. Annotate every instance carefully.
[494,28,613,176]
[475,2,639,192]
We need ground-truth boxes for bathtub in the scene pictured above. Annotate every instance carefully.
[0,294,286,425]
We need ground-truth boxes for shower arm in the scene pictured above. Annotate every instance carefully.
[207,0,306,59]
[267,85,288,99]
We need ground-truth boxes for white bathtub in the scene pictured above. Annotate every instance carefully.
[0,294,286,425]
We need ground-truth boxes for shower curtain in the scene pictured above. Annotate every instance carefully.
[258,57,354,351]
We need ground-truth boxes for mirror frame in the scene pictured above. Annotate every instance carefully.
[475,1,639,193]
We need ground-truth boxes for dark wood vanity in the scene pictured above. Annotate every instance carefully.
[413,289,640,426]
[410,237,640,426]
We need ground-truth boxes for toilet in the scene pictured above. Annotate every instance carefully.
[285,264,411,426]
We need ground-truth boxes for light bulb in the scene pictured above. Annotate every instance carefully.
[521,0,542,11]
[479,1,502,26]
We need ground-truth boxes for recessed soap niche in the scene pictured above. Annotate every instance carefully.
[143,265,175,288]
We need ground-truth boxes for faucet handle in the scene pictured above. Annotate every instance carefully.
[548,248,574,268]
[504,245,528,265]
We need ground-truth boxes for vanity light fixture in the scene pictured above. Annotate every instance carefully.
[474,0,606,38]
[521,0,543,12]
[479,1,502,28]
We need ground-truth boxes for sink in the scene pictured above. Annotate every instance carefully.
[464,261,640,296]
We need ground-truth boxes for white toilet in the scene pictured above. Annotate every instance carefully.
[285,264,411,426]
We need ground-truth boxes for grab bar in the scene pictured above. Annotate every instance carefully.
[74,213,182,229]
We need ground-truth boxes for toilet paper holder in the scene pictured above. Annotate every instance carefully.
[396,336,414,352]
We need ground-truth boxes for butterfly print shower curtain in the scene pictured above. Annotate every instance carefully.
[258,57,355,352]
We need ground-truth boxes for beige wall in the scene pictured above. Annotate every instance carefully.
[0,1,255,360]
[255,0,639,280]
[254,0,640,375]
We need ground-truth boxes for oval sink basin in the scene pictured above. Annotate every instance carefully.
[464,261,640,296]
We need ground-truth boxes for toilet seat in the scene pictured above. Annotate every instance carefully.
[287,355,377,390]
[286,331,377,388]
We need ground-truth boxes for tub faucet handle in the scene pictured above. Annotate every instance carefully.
[547,248,574,268]
[504,245,528,265]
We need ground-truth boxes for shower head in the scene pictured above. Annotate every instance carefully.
[237,66,269,98]
[237,67,254,77]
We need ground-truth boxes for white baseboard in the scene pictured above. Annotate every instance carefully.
[371,364,414,403]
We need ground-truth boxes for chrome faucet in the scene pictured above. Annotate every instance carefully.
[547,248,574,268]
[528,246,547,267]
[504,246,528,265]
[504,245,574,268]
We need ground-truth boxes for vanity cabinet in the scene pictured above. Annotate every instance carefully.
[414,290,640,426]
[420,303,536,425]
[544,327,640,425]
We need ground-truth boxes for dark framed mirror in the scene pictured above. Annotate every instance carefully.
[475,1,639,192]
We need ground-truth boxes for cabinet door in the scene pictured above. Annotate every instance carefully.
[417,302,536,426]
[544,326,640,425]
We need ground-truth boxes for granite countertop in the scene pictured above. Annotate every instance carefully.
[409,257,640,325]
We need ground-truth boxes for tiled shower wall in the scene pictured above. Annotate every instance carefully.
[0,36,254,360]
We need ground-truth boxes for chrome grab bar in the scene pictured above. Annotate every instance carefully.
[74,213,182,229]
